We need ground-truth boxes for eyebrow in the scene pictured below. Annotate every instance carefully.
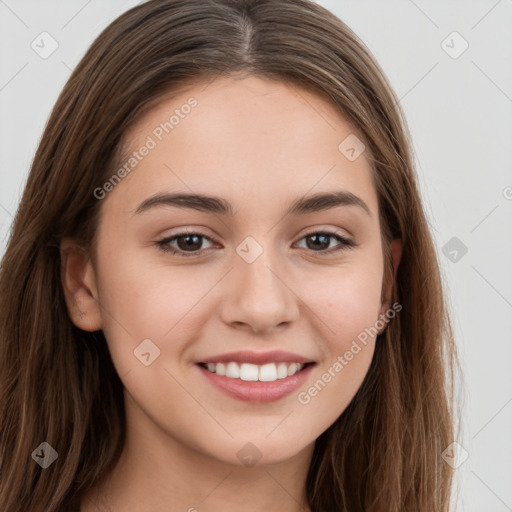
[134,190,372,218]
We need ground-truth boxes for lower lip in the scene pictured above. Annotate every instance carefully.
[197,364,315,403]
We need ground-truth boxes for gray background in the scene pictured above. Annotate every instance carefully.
[1,1,511,510]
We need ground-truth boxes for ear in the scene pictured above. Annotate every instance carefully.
[379,238,402,318]
[60,238,103,331]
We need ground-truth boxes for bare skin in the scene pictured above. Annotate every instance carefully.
[61,74,401,512]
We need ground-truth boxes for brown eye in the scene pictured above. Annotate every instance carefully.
[305,233,331,251]
[174,234,203,251]
[296,231,356,255]
[157,231,215,257]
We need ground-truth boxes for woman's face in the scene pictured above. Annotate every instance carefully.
[67,75,399,467]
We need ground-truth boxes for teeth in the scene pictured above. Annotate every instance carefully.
[225,362,240,378]
[277,362,288,379]
[203,362,305,382]
[259,363,277,382]
[287,363,300,376]
[240,363,259,381]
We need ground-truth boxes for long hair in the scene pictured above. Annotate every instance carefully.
[0,1,459,510]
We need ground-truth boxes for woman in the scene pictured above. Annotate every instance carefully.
[0,0,459,510]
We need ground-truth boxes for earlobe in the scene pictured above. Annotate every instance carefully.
[60,238,103,332]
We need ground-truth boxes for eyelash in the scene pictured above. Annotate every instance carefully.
[156,229,356,257]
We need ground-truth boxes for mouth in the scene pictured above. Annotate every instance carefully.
[195,351,316,402]
[197,361,314,382]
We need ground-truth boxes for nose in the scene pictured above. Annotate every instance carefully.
[219,245,300,335]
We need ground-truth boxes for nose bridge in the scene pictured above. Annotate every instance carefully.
[239,238,281,291]
[220,233,299,332]
[236,233,288,300]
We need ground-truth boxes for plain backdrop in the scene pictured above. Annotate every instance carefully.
[1,1,511,510]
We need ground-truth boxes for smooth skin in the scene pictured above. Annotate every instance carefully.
[61,74,402,512]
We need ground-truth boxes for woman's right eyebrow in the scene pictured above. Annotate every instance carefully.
[133,190,372,218]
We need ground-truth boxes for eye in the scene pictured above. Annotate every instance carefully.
[156,230,216,257]
[295,230,356,255]
[156,229,356,257]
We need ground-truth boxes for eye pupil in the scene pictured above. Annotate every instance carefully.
[178,234,202,251]
[306,234,330,251]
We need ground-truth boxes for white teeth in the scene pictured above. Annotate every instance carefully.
[287,363,300,376]
[204,362,306,381]
[240,363,259,381]
[259,363,277,382]
[225,362,240,378]
[277,362,288,379]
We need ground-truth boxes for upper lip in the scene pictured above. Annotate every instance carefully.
[198,350,315,365]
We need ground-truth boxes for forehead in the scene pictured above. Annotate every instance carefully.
[105,75,378,221]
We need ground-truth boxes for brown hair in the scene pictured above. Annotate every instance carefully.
[0,0,459,510]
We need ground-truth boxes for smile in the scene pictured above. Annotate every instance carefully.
[197,362,314,402]
[199,361,306,382]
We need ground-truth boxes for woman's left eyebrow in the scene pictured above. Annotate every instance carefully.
[133,190,371,218]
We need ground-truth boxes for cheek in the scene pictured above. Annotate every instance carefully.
[288,257,383,434]
[94,251,212,365]
[300,251,384,348]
